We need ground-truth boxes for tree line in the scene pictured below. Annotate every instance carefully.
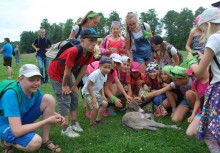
[1,7,206,53]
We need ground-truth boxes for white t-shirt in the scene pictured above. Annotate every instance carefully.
[206,31,220,84]
[82,69,107,95]
[170,77,192,94]
[156,45,178,68]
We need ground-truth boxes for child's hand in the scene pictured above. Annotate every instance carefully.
[187,115,195,123]
[92,98,99,109]
[125,95,133,103]
[134,97,141,102]
[115,98,123,107]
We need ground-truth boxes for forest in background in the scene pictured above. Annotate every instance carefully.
[0,7,206,53]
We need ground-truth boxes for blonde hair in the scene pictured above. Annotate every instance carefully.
[200,22,220,43]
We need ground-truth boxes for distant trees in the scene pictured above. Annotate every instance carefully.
[16,7,206,53]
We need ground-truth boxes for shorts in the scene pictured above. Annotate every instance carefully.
[179,98,191,108]
[83,93,107,110]
[133,56,151,65]
[3,57,12,67]
[50,78,78,116]
[1,95,43,147]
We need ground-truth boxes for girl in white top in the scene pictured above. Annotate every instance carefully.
[190,7,220,152]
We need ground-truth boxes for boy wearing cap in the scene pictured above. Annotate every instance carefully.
[135,66,193,122]
[82,56,112,128]
[48,28,101,137]
[0,64,65,152]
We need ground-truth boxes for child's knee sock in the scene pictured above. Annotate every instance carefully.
[204,132,220,153]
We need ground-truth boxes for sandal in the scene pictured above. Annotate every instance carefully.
[0,140,14,153]
[41,140,61,153]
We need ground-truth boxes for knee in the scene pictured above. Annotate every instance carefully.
[186,130,195,137]
[42,94,56,109]
[185,90,195,100]
[25,134,42,152]
[171,115,182,123]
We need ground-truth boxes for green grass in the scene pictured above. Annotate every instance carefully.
[0,52,209,153]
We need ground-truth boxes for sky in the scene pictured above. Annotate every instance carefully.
[0,0,218,42]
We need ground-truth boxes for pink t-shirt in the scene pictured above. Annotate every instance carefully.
[191,79,209,98]
[107,69,118,83]
[86,61,99,75]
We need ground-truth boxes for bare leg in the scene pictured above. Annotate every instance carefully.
[186,116,200,136]
[172,105,189,122]
[96,103,107,121]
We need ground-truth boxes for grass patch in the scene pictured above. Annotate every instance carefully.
[0,52,209,153]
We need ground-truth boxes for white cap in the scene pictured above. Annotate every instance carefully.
[19,64,42,77]
[121,55,130,62]
[198,7,220,26]
[110,53,122,64]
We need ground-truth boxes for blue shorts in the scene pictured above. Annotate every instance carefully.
[179,98,190,108]
[133,55,151,65]
[1,95,43,147]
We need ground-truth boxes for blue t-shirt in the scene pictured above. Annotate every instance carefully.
[1,43,13,57]
[0,83,42,136]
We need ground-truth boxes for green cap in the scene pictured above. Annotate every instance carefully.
[170,66,187,79]
[161,65,173,74]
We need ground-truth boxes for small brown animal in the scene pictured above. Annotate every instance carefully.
[122,101,180,131]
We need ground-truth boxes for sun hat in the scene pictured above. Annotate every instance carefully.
[170,66,187,79]
[99,56,112,65]
[198,7,220,27]
[131,62,141,72]
[121,55,130,62]
[80,28,101,39]
[161,65,173,74]
[110,53,122,64]
[19,64,42,77]
[194,15,201,25]
[149,35,163,45]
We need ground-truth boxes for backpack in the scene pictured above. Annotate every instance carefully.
[0,80,39,115]
[46,38,81,60]
[167,45,183,64]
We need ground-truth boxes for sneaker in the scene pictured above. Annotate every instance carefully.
[107,106,117,116]
[71,122,83,132]
[86,111,92,118]
[103,110,109,117]
[61,126,80,138]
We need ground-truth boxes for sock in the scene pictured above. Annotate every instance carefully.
[71,120,76,126]
[63,125,69,131]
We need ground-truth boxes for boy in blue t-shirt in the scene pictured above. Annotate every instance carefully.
[0,64,65,152]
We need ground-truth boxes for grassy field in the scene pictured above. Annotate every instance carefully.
[0,52,209,153]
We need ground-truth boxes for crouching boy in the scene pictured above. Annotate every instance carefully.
[82,56,112,128]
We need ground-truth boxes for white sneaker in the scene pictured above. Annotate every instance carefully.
[61,126,80,138]
[71,122,83,132]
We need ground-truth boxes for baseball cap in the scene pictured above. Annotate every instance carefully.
[121,55,130,62]
[80,28,101,39]
[198,7,220,27]
[99,56,112,65]
[194,15,201,25]
[150,35,163,45]
[161,65,173,73]
[19,64,42,77]
[131,62,141,72]
[170,66,187,79]
[110,53,122,64]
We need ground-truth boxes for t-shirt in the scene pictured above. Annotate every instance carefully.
[205,31,220,84]
[48,46,94,81]
[33,37,51,58]
[82,69,107,95]
[107,69,118,83]
[170,77,193,94]
[0,83,43,136]
[1,43,13,58]
[191,79,209,99]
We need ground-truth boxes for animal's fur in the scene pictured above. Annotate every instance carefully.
[122,101,180,131]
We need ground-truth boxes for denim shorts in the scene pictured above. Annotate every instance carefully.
[133,56,151,65]
[180,98,191,108]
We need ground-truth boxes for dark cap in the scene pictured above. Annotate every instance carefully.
[150,35,163,45]
[80,28,101,39]
[212,1,220,7]
[99,56,112,65]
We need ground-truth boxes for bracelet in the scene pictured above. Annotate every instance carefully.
[110,96,117,103]
[141,96,145,101]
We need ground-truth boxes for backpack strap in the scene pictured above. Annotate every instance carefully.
[75,25,82,39]
[167,45,172,58]
[214,55,220,69]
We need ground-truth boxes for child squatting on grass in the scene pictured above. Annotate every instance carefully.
[0,64,65,153]
[82,56,112,128]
